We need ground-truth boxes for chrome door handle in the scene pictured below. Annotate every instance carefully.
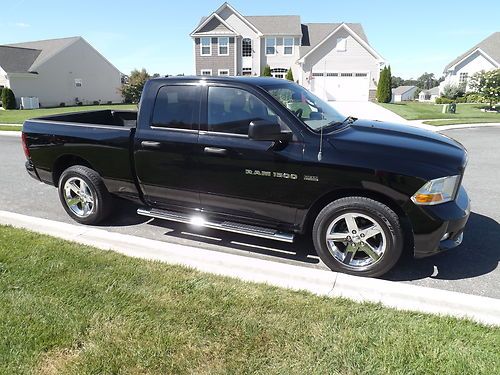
[141,141,161,149]
[204,147,227,156]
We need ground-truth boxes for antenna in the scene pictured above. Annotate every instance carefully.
[317,125,323,161]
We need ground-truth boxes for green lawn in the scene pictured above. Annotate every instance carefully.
[1,226,499,374]
[0,125,22,131]
[379,102,500,124]
[0,104,137,124]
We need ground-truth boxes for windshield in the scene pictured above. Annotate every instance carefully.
[264,82,345,131]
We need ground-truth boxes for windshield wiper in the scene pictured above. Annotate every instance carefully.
[317,116,357,132]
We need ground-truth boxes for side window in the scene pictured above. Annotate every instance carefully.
[208,86,279,135]
[152,85,200,130]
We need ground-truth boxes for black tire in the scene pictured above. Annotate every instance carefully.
[58,165,112,225]
[312,197,403,277]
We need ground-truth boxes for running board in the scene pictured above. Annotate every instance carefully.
[137,208,295,243]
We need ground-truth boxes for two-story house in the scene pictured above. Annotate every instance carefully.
[191,2,385,101]
[440,32,499,94]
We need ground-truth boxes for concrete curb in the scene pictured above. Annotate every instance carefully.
[0,131,21,137]
[1,210,499,326]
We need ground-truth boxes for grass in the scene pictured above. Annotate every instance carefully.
[378,102,500,124]
[0,125,22,131]
[0,104,137,124]
[423,118,500,126]
[0,225,499,375]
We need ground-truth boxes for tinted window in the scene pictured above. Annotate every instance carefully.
[208,86,278,135]
[152,85,200,129]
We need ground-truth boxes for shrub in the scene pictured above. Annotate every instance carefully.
[468,69,499,108]
[376,66,392,103]
[442,83,465,100]
[59,102,66,107]
[93,100,100,105]
[261,65,272,77]
[1,87,17,109]
[464,93,487,103]
[285,68,294,81]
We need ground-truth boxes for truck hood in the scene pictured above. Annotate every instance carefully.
[326,119,467,179]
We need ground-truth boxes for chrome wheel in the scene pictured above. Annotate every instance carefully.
[325,212,386,269]
[63,177,95,218]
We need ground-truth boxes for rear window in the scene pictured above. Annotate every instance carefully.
[152,85,200,130]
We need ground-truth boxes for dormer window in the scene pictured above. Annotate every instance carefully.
[201,37,211,56]
[284,38,294,55]
[336,37,347,52]
[242,38,252,57]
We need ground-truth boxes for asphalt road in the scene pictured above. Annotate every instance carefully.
[1,127,499,298]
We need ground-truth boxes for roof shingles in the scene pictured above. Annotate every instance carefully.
[444,32,500,71]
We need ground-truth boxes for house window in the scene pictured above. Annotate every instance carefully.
[326,73,338,77]
[242,68,252,76]
[284,37,294,55]
[74,79,83,87]
[218,37,229,56]
[459,72,468,84]
[265,38,276,55]
[340,72,353,77]
[200,37,211,56]
[200,69,212,76]
[336,37,347,52]
[242,38,252,57]
[312,72,324,77]
[218,69,229,76]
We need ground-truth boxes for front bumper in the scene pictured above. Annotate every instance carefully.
[408,186,470,258]
[25,159,40,181]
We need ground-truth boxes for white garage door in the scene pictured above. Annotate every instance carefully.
[310,72,370,101]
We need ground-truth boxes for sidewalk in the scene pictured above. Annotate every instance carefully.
[1,210,499,326]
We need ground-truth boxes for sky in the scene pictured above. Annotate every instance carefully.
[1,0,498,79]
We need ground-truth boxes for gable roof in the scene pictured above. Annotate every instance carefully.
[245,16,302,35]
[0,45,41,73]
[191,12,238,36]
[444,32,500,71]
[420,86,440,96]
[392,85,416,95]
[4,36,81,72]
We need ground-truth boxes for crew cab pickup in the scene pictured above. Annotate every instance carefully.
[22,77,470,277]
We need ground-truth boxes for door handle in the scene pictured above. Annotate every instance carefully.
[204,147,227,156]
[141,141,161,149]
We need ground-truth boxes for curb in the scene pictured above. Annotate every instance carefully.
[1,210,499,326]
[0,131,21,137]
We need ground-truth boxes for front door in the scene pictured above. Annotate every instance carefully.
[134,83,201,210]
[197,85,303,227]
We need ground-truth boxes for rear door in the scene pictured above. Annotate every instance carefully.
[197,84,304,227]
[134,83,201,210]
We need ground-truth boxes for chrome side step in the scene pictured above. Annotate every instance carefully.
[137,208,295,243]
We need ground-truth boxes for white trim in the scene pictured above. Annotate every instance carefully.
[283,37,294,55]
[265,37,276,56]
[190,12,238,36]
[446,47,500,72]
[218,37,229,56]
[200,37,212,56]
[213,2,262,36]
[298,23,385,63]
[218,69,230,76]
[200,69,212,76]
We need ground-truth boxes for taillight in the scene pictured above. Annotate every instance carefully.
[21,133,30,158]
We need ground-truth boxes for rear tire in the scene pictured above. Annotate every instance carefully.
[58,165,112,225]
[312,197,403,277]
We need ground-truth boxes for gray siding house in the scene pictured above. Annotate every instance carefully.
[191,2,386,101]
[0,36,122,108]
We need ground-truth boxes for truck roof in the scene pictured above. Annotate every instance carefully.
[150,76,290,87]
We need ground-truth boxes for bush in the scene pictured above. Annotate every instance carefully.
[261,65,272,77]
[468,69,499,108]
[285,68,294,81]
[464,93,487,103]
[442,83,465,100]
[93,100,100,105]
[1,87,17,109]
[59,102,66,107]
[376,66,392,103]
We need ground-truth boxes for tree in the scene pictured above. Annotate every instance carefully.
[376,66,392,103]
[261,65,272,77]
[120,68,151,103]
[442,83,465,100]
[1,87,17,109]
[469,69,500,108]
[285,68,294,81]
[416,72,439,90]
[391,76,404,88]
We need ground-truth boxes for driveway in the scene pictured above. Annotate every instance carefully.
[329,101,409,123]
[0,127,498,298]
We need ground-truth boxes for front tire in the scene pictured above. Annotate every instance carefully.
[312,197,403,277]
[58,165,112,225]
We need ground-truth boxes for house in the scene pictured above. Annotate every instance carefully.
[418,86,439,102]
[190,2,385,101]
[0,36,122,108]
[391,85,417,102]
[440,32,499,94]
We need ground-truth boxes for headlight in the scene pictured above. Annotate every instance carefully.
[411,175,460,205]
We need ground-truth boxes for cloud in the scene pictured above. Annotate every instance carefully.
[14,22,30,28]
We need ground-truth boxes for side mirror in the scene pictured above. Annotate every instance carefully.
[248,120,292,142]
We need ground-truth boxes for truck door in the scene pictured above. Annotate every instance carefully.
[197,84,303,226]
[134,83,201,211]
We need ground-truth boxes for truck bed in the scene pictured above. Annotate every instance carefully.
[33,109,137,128]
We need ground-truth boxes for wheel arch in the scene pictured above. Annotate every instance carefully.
[52,155,93,186]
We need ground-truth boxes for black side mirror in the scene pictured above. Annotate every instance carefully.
[248,120,292,141]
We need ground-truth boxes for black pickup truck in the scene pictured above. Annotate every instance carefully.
[22,76,470,277]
